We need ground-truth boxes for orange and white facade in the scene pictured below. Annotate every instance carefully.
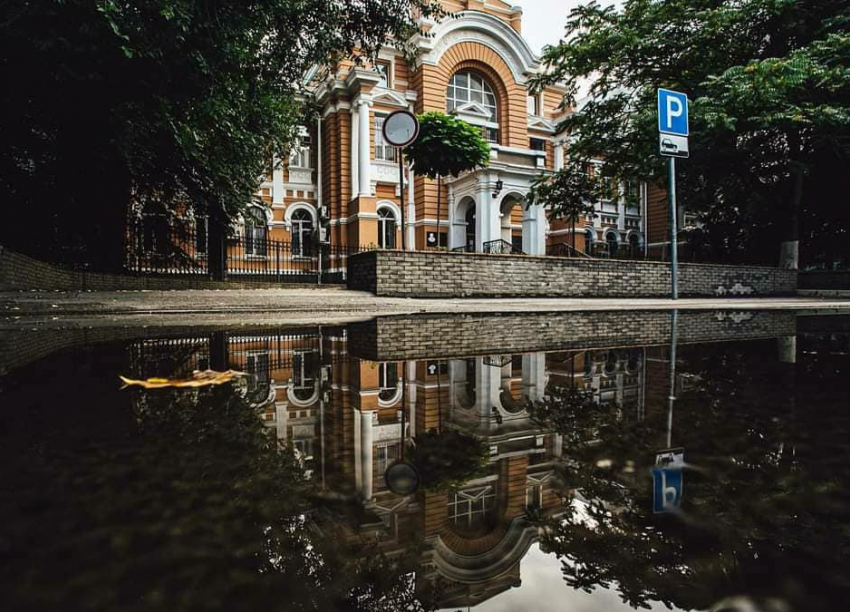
[252,1,653,257]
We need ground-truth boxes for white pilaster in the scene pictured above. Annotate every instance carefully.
[554,142,564,172]
[359,410,375,501]
[358,99,372,197]
[350,109,359,197]
[272,157,285,205]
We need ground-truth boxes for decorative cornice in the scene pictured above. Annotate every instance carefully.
[415,11,540,84]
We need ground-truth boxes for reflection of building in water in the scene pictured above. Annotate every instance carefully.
[126,331,661,608]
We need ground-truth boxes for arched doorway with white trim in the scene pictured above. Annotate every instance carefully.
[376,200,401,250]
[499,193,524,252]
[284,203,318,257]
[452,196,477,251]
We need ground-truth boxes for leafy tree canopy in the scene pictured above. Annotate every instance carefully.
[403,111,491,179]
[531,0,850,266]
[0,0,444,266]
[409,429,489,493]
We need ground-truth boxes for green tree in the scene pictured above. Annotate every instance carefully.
[526,162,600,254]
[0,0,444,270]
[530,340,850,611]
[403,112,490,247]
[531,0,850,267]
[409,429,489,492]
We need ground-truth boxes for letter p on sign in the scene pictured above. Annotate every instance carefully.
[658,89,689,137]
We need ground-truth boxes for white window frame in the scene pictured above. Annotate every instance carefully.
[374,114,397,162]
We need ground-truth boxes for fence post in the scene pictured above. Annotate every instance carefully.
[276,240,281,282]
[317,242,323,286]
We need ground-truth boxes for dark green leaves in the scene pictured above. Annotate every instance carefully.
[403,111,490,179]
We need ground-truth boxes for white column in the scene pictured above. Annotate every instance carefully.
[778,336,797,364]
[316,117,323,208]
[359,410,375,501]
[522,204,547,256]
[407,163,416,250]
[476,357,500,431]
[475,176,499,251]
[272,156,285,205]
[350,110,359,197]
[554,141,564,172]
[521,353,547,403]
[358,99,372,197]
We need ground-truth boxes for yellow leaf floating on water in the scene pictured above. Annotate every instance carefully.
[119,370,248,389]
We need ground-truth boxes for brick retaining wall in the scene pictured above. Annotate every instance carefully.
[349,310,798,362]
[347,250,797,298]
[0,246,314,291]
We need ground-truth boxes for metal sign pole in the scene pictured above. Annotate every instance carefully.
[668,156,679,300]
[667,308,678,448]
[399,149,406,251]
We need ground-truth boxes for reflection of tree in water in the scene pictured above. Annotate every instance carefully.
[529,340,850,612]
[0,365,438,612]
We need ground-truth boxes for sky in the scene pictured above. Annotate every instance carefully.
[519,0,619,55]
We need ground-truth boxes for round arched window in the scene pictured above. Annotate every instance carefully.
[377,207,397,249]
[245,206,268,256]
[446,70,499,143]
[606,231,619,257]
[291,209,313,256]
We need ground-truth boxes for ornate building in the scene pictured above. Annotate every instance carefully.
[251,1,661,260]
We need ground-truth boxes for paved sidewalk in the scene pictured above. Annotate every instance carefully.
[2,288,849,329]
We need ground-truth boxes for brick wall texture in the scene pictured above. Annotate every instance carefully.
[0,246,312,292]
[349,310,798,362]
[347,250,798,298]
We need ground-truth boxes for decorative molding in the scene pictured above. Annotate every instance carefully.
[287,168,313,185]
[371,87,410,108]
[418,11,539,85]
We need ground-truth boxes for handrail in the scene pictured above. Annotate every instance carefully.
[483,239,525,255]
[546,243,592,259]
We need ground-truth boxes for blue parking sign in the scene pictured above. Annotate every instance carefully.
[652,467,683,513]
[658,89,689,137]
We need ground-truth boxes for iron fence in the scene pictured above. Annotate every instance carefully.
[125,222,373,284]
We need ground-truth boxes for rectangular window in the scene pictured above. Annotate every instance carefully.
[529,137,547,152]
[375,62,391,88]
[482,126,499,145]
[527,94,540,116]
[289,147,309,168]
[374,115,397,162]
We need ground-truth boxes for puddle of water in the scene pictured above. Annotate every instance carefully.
[1,311,848,612]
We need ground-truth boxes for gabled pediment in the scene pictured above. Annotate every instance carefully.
[528,115,555,133]
[371,88,409,108]
[452,101,492,120]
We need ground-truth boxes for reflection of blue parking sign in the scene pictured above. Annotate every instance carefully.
[658,89,689,136]
[652,467,683,513]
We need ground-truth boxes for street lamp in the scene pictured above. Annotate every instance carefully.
[492,179,504,199]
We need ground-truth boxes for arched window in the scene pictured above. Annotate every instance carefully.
[378,362,400,402]
[291,209,313,257]
[628,232,641,256]
[245,206,268,256]
[606,231,619,257]
[446,70,499,143]
[292,351,317,402]
[377,207,397,249]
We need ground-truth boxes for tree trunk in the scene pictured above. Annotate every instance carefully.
[208,210,228,281]
[780,161,803,270]
[435,175,442,249]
